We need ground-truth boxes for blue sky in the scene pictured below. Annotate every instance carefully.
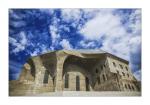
[9,9,141,81]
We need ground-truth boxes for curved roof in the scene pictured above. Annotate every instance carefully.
[32,49,128,64]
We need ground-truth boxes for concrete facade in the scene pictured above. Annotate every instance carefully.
[9,50,141,96]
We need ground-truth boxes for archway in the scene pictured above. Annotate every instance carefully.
[62,55,99,91]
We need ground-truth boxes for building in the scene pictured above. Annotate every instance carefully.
[9,50,141,96]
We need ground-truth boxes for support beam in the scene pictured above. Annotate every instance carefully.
[55,51,68,91]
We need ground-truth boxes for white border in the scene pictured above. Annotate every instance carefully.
[0,0,150,105]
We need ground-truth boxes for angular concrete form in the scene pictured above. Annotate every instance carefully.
[9,50,141,96]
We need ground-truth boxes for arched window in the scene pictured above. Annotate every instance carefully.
[105,74,108,80]
[103,74,106,82]
[131,86,135,90]
[86,77,90,91]
[97,77,100,84]
[128,84,131,89]
[125,84,127,89]
[95,68,98,73]
[65,74,69,88]
[43,70,49,84]
[76,76,80,91]
[113,62,116,67]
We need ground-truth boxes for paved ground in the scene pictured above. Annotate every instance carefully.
[27,91,141,97]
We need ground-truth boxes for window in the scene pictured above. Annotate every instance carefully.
[53,76,55,85]
[105,74,108,80]
[125,67,128,71]
[128,84,131,89]
[119,64,123,69]
[131,86,135,90]
[95,68,98,73]
[65,74,69,88]
[125,84,127,89]
[103,74,106,82]
[113,62,116,67]
[101,65,103,70]
[43,70,49,83]
[103,64,106,68]
[76,76,80,91]
[86,77,90,91]
[116,70,119,74]
[122,72,125,76]
[97,77,100,84]
[127,74,129,77]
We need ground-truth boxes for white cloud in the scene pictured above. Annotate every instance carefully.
[80,10,126,40]
[60,39,73,50]
[10,21,26,28]
[30,48,40,56]
[133,70,141,81]
[61,9,82,23]
[9,31,28,53]
[129,36,141,54]
[79,9,130,60]
[79,40,96,48]
[49,25,60,44]
[101,36,130,60]
[20,31,27,45]
[128,9,141,35]
[79,9,141,61]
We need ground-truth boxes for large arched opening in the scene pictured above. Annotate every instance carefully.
[62,55,100,91]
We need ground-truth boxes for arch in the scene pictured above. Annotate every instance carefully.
[62,54,102,91]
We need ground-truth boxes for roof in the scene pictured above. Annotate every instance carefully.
[71,49,107,54]
[31,49,129,64]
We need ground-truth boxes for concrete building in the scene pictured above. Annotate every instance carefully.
[9,50,141,96]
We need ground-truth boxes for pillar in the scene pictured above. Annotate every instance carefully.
[55,51,68,91]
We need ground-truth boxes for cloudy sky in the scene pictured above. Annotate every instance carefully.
[9,9,141,81]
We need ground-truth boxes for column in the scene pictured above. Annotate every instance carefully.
[55,51,68,91]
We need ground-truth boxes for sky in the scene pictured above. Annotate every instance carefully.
[9,9,141,81]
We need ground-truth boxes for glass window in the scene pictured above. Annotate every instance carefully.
[43,70,49,83]
[113,62,116,67]
[125,84,127,89]
[125,67,128,71]
[103,74,106,82]
[131,86,135,90]
[119,64,123,69]
[76,76,80,91]
[86,77,90,91]
[65,74,69,88]
[127,73,129,77]
[95,68,98,73]
[97,77,100,84]
[117,70,119,74]
[122,72,125,76]
[128,84,131,89]
[101,65,103,70]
